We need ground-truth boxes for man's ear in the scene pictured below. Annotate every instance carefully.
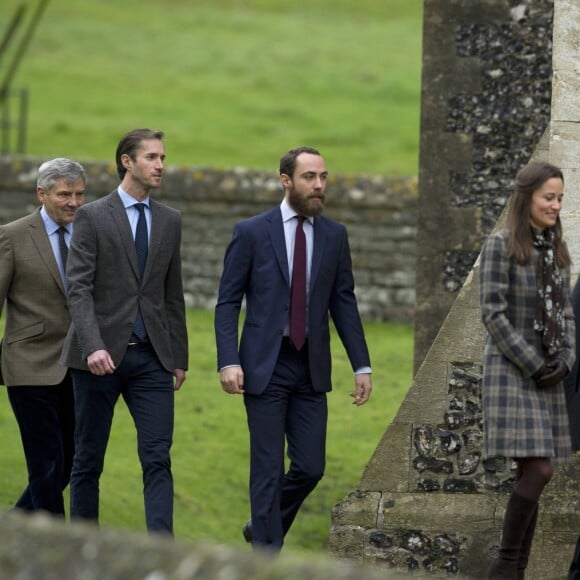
[36,186,46,204]
[280,173,291,189]
[121,153,132,172]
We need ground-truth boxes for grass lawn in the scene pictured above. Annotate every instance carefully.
[0,0,419,554]
[0,0,422,176]
[0,309,413,553]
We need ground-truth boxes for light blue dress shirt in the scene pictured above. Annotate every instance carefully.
[40,206,70,284]
[117,187,151,242]
[281,198,314,292]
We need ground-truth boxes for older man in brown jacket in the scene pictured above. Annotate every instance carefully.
[0,158,86,515]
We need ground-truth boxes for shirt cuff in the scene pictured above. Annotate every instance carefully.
[219,364,242,372]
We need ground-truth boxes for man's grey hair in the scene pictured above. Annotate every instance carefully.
[37,158,86,190]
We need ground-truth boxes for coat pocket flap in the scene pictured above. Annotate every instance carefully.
[5,321,45,344]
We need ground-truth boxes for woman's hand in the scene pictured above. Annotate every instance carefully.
[534,358,568,388]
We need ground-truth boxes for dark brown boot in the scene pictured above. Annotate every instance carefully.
[488,492,538,580]
[516,504,538,579]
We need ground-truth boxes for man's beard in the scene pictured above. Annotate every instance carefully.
[288,188,325,217]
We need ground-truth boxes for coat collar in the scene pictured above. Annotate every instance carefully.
[28,208,66,294]
[267,205,326,290]
[310,214,325,291]
[106,191,164,283]
[107,191,140,280]
[267,207,289,286]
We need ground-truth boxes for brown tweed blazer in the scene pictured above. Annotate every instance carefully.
[0,209,70,386]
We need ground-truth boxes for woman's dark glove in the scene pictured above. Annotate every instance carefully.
[535,358,568,388]
[532,364,551,384]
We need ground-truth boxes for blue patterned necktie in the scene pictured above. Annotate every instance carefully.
[57,226,68,279]
[133,203,148,341]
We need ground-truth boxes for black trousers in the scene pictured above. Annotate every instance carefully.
[569,536,580,580]
[7,373,75,515]
[244,338,327,549]
[70,343,174,534]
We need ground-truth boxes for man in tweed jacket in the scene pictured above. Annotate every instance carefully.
[0,158,86,515]
[61,129,188,535]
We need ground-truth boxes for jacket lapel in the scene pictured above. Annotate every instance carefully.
[310,215,325,291]
[144,200,163,281]
[28,210,65,294]
[268,208,289,286]
[108,191,140,280]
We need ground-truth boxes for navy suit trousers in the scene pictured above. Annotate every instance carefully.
[569,535,580,579]
[70,343,174,534]
[7,374,75,515]
[243,339,327,549]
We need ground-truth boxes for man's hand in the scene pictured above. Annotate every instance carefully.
[87,349,116,375]
[350,373,372,406]
[220,366,245,394]
[173,369,186,391]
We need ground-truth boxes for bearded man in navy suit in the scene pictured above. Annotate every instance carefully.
[215,146,372,550]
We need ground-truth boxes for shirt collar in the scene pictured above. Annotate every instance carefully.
[117,187,150,209]
[40,206,69,236]
[280,198,314,225]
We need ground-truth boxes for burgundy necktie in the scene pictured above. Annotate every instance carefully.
[290,215,307,350]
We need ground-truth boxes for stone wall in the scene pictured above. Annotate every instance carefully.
[0,156,418,323]
[415,0,556,371]
[329,142,580,579]
[328,0,580,577]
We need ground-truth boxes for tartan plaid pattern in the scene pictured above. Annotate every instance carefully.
[479,231,575,464]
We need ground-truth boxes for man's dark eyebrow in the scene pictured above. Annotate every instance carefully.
[301,171,328,176]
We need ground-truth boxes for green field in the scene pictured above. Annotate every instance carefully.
[0,309,413,553]
[1,0,422,175]
[0,0,419,555]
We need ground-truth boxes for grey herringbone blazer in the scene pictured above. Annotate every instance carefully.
[60,191,188,373]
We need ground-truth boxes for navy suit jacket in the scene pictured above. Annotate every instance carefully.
[215,206,370,395]
[565,277,580,451]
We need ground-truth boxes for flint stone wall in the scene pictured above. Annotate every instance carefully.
[0,156,417,323]
[328,0,580,577]
[415,0,556,370]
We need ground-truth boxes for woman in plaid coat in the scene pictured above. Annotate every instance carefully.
[480,161,574,579]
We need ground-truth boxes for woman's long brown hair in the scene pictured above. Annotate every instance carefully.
[505,161,571,268]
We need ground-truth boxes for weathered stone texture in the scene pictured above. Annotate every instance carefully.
[331,491,381,528]
[0,157,417,323]
[330,0,580,556]
[415,0,555,370]
[331,256,580,577]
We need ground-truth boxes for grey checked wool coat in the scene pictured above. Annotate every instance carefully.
[479,230,575,465]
